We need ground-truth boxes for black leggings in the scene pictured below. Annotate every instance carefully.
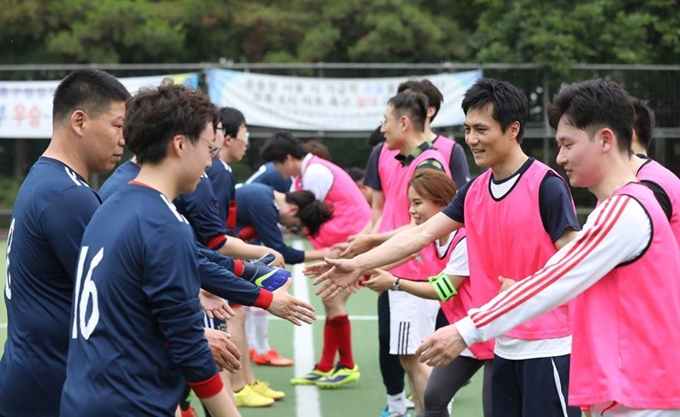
[378,290,406,395]
[423,356,493,417]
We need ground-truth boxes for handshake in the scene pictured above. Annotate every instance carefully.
[239,254,291,291]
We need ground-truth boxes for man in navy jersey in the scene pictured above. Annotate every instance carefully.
[0,69,130,417]
[61,81,241,416]
[98,156,317,325]
[235,183,333,264]
[245,162,293,192]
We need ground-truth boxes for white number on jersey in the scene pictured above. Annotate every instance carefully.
[72,246,104,340]
[4,218,15,300]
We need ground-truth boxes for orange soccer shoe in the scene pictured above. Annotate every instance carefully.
[250,348,294,367]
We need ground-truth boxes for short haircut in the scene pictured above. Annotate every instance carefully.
[285,190,333,237]
[303,140,332,161]
[219,107,246,138]
[548,78,634,155]
[409,168,457,206]
[462,78,528,143]
[52,69,130,124]
[124,80,218,164]
[387,91,429,133]
[397,79,444,122]
[347,167,365,183]
[368,126,385,147]
[260,132,306,163]
[631,97,655,150]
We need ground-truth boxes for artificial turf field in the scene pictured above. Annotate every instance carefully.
[0,239,486,416]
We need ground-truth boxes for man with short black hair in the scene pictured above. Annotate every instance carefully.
[1,69,130,417]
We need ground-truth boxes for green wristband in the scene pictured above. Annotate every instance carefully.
[429,272,457,301]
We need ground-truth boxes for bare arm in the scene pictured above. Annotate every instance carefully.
[371,190,385,227]
[313,212,463,299]
[355,212,461,272]
[365,269,466,300]
[554,227,578,250]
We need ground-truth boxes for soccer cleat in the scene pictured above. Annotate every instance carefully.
[405,394,415,409]
[233,384,274,408]
[316,363,360,388]
[290,367,331,385]
[379,407,410,417]
[250,380,285,401]
[251,348,294,366]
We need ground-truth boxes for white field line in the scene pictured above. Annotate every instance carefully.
[292,239,321,417]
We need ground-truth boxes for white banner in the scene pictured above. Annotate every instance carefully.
[0,73,199,138]
[207,69,482,131]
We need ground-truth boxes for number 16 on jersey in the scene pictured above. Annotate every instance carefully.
[72,246,104,340]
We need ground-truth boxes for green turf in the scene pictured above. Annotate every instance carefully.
[0,239,485,416]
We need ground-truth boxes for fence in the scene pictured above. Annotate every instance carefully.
[1,62,679,222]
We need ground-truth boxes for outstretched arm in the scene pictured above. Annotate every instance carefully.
[313,212,462,299]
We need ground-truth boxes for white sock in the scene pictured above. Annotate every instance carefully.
[387,392,407,414]
[248,307,270,355]
[245,307,256,350]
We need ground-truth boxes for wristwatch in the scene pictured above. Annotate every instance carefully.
[391,277,401,291]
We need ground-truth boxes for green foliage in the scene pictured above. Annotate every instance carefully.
[0,0,678,68]
[0,176,21,208]
[471,0,680,73]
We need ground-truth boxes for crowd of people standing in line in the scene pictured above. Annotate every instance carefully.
[2,68,679,417]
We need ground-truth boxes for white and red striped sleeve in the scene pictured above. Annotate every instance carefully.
[455,195,651,346]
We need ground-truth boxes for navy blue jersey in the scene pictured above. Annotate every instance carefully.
[102,161,229,250]
[442,158,581,241]
[97,159,140,201]
[174,176,229,250]
[205,159,237,234]
[60,184,220,416]
[235,183,305,264]
[0,157,101,417]
[245,162,292,192]
[99,162,266,307]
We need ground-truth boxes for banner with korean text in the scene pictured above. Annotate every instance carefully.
[0,73,199,138]
[207,69,482,131]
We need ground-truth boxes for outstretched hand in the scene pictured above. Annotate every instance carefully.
[313,257,362,299]
[204,328,241,373]
[303,261,332,277]
[363,269,393,293]
[340,234,375,258]
[415,324,466,368]
[199,290,235,320]
[267,279,316,326]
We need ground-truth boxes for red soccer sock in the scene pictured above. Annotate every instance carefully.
[317,319,338,372]
[329,315,354,369]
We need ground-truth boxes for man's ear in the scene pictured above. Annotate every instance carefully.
[288,204,299,216]
[599,128,615,153]
[169,134,186,157]
[509,121,521,141]
[427,106,436,119]
[70,110,87,136]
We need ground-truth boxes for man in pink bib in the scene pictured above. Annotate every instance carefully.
[314,79,582,417]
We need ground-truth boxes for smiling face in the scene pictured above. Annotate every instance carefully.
[464,105,519,170]
[82,101,126,174]
[408,185,445,225]
[180,121,215,194]
[555,117,604,189]
[380,105,406,152]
